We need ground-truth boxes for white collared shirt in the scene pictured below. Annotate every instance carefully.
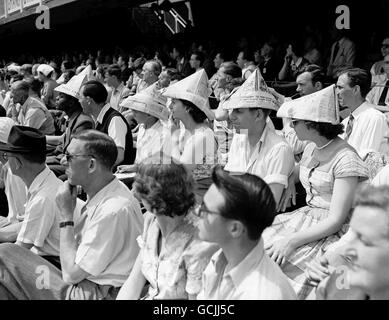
[225,123,295,187]
[197,239,297,300]
[17,166,63,256]
[366,75,389,106]
[75,178,143,287]
[339,102,388,158]
[96,104,128,150]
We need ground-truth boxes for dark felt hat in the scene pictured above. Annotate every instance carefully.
[0,125,46,154]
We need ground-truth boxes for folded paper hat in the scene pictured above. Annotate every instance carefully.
[55,65,93,99]
[162,69,214,120]
[37,64,54,77]
[276,84,340,124]
[0,125,46,154]
[120,83,170,121]
[0,118,15,144]
[221,68,281,111]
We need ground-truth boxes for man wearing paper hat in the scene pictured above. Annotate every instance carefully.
[46,68,94,179]
[10,80,56,135]
[37,64,58,110]
[221,68,294,206]
[117,83,171,173]
[0,118,27,243]
[162,69,218,201]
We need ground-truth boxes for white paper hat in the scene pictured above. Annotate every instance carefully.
[221,68,282,111]
[162,69,214,120]
[0,118,15,143]
[37,64,54,77]
[120,83,170,121]
[277,84,340,124]
[54,65,93,99]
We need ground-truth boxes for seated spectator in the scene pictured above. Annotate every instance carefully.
[20,64,33,79]
[10,80,55,135]
[303,35,322,66]
[0,119,27,243]
[163,69,218,202]
[196,166,296,300]
[189,51,206,73]
[278,42,310,82]
[157,68,179,89]
[25,77,43,100]
[366,53,389,109]
[37,64,58,109]
[236,49,256,80]
[0,130,143,300]
[117,83,171,174]
[57,60,75,85]
[136,60,162,94]
[105,64,131,112]
[221,69,294,207]
[370,36,389,83]
[171,45,193,78]
[337,68,389,159]
[327,29,356,79]
[264,85,369,299]
[0,126,62,268]
[258,41,280,82]
[62,69,76,84]
[117,156,217,300]
[79,80,136,167]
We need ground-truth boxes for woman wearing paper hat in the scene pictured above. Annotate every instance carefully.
[162,69,218,202]
[37,64,58,110]
[116,83,171,174]
[221,68,295,207]
[262,84,369,299]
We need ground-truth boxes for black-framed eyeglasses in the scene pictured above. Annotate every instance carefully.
[194,201,221,218]
[64,152,94,162]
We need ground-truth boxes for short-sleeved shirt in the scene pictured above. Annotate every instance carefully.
[139,212,218,299]
[299,142,369,209]
[17,166,62,256]
[96,104,128,150]
[339,102,389,159]
[225,123,295,187]
[135,120,171,164]
[197,239,297,300]
[75,178,143,287]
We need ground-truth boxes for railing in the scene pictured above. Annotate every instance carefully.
[161,8,187,34]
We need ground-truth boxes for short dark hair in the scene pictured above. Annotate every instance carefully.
[82,80,108,104]
[73,130,117,170]
[62,60,74,70]
[238,49,254,62]
[212,166,276,240]
[191,51,205,66]
[341,68,372,98]
[134,156,196,218]
[63,69,75,83]
[305,121,344,139]
[106,64,122,80]
[25,77,43,96]
[299,64,326,86]
[180,99,207,123]
[220,62,242,79]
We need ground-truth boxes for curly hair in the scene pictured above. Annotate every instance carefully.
[305,121,344,140]
[134,157,196,217]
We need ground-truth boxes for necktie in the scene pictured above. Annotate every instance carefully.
[345,114,355,141]
[378,80,389,106]
[332,41,340,62]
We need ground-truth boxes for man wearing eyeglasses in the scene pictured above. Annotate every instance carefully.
[370,37,389,83]
[0,125,62,268]
[0,130,143,300]
[196,166,296,300]
[367,54,389,111]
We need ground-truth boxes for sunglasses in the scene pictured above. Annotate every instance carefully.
[63,152,94,162]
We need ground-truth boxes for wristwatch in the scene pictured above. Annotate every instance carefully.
[59,221,74,228]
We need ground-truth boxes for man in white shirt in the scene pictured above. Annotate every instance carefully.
[337,68,388,159]
[222,69,294,206]
[366,53,389,109]
[196,166,296,300]
[105,64,131,112]
[0,126,62,266]
[0,130,143,300]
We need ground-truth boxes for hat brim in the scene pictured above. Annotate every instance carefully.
[0,144,49,154]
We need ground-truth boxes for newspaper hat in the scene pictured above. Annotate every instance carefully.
[37,64,54,77]
[221,68,281,111]
[162,69,214,120]
[54,65,93,99]
[277,84,340,124]
[0,118,15,144]
[120,83,170,121]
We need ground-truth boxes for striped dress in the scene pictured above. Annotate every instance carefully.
[262,141,369,299]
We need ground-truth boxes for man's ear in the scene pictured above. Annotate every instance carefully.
[88,157,97,173]
[314,81,323,91]
[228,220,245,239]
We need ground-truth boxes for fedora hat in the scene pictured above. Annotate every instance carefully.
[0,118,15,144]
[0,126,46,154]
